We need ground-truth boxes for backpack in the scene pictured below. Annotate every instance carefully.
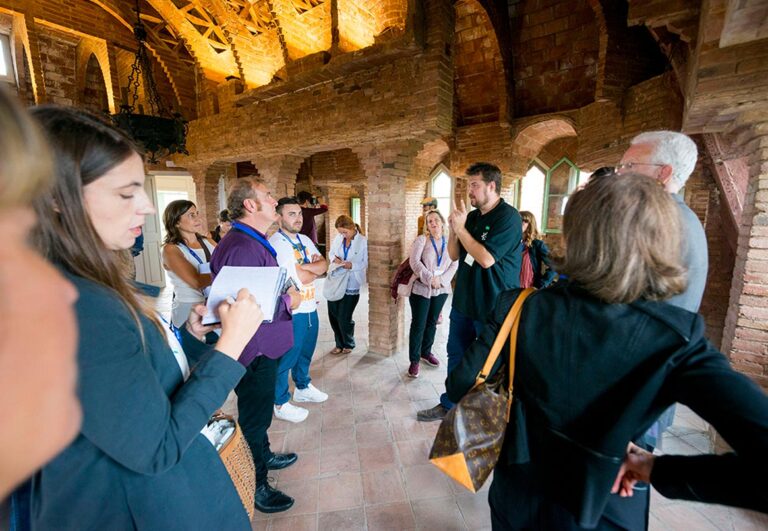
[390,259,413,300]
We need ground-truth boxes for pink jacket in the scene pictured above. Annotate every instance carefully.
[408,234,458,298]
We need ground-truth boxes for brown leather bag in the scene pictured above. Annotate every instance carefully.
[429,288,534,493]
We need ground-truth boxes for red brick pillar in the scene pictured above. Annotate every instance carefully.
[354,141,421,355]
[721,122,768,390]
[252,155,304,199]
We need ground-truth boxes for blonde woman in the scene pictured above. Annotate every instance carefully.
[519,210,556,289]
[406,210,458,378]
[0,88,80,500]
[327,215,368,354]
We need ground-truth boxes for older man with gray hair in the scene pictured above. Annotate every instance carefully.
[609,130,708,530]
[618,131,707,312]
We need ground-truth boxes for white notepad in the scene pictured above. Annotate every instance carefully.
[203,266,287,325]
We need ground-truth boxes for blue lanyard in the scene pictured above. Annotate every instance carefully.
[231,221,277,258]
[159,314,184,346]
[179,243,203,265]
[342,238,351,261]
[279,230,309,264]
[430,236,446,267]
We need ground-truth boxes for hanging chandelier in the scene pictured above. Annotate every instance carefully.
[112,0,188,164]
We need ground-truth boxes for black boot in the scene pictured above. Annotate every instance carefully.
[254,483,294,514]
[265,452,298,470]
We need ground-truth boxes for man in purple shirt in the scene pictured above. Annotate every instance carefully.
[297,190,327,245]
[210,177,301,514]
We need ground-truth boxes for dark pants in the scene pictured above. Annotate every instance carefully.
[235,355,277,485]
[489,462,628,531]
[328,293,360,349]
[440,308,484,409]
[408,293,448,363]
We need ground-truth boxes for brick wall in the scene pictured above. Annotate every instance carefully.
[508,0,600,116]
[454,0,504,125]
[37,27,78,106]
[81,52,108,113]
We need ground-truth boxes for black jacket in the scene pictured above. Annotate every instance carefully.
[446,283,768,527]
[527,239,555,288]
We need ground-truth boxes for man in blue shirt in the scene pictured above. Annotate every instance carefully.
[210,178,301,514]
[417,162,523,421]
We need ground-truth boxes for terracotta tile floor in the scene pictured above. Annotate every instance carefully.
[156,282,766,530]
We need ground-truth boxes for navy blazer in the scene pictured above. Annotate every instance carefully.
[446,283,768,526]
[31,274,250,530]
[527,239,556,289]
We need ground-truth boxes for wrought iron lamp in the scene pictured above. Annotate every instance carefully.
[112,0,188,163]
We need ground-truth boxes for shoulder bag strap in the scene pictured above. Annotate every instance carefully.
[505,288,533,420]
[474,288,535,387]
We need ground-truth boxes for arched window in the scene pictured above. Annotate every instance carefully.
[430,164,453,216]
[218,176,227,212]
[543,157,580,233]
[518,162,547,232]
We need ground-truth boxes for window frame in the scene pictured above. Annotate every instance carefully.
[0,32,17,86]
[429,163,454,217]
[350,197,361,226]
[542,156,580,234]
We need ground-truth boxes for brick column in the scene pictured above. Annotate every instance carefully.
[252,155,304,198]
[721,122,768,390]
[354,141,421,355]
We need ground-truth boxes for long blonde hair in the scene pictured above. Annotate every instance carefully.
[557,173,686,304]
[0,87,53,208]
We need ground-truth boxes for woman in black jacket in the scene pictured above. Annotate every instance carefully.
[519,210,555,289]
[446,174,768,530]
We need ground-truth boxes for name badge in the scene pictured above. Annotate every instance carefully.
[198,262,211,275]
[464,254,475,266]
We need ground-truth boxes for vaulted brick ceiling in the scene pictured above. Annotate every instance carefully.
[126,0,405,88]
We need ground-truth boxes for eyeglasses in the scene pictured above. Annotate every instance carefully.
[616,162,667,173]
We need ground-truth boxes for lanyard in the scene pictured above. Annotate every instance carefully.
[179,243,204,265]
[279,230,309,264]
[159,314,184,347]
[342,238,352,260]
[430,236,446,267]
[231,221,277,258]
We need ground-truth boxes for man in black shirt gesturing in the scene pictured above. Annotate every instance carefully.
[418,162,523,421]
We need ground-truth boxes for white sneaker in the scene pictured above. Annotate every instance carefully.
[273,402,309,423]
[293,383,329,403]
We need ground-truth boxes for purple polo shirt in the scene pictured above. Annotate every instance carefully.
[210,222,294,367]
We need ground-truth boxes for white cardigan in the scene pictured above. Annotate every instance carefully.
[329,232,368,290]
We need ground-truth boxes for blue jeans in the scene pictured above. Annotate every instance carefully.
[440,308,484,409]
[274,311,319,406]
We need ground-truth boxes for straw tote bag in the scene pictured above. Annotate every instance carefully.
[429,288,534,493]
[209,413,256,519]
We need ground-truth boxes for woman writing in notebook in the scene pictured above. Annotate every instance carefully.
[162,200,217,328]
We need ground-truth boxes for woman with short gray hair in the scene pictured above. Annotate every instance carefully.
[446,173,768,530]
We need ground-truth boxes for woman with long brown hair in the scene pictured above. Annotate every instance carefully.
[326,214,367,354]
[519,210,555,289]
[162,199,216,328]
[28,106,263,530]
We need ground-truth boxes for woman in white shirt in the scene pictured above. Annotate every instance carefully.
[161,200,216,328]
[327,215,368,354]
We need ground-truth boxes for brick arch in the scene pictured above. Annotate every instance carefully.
[511,117,578,175]
[454,0,507,126]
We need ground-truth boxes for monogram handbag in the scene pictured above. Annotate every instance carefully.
[429,288,534,493]
[207,413,256,519]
